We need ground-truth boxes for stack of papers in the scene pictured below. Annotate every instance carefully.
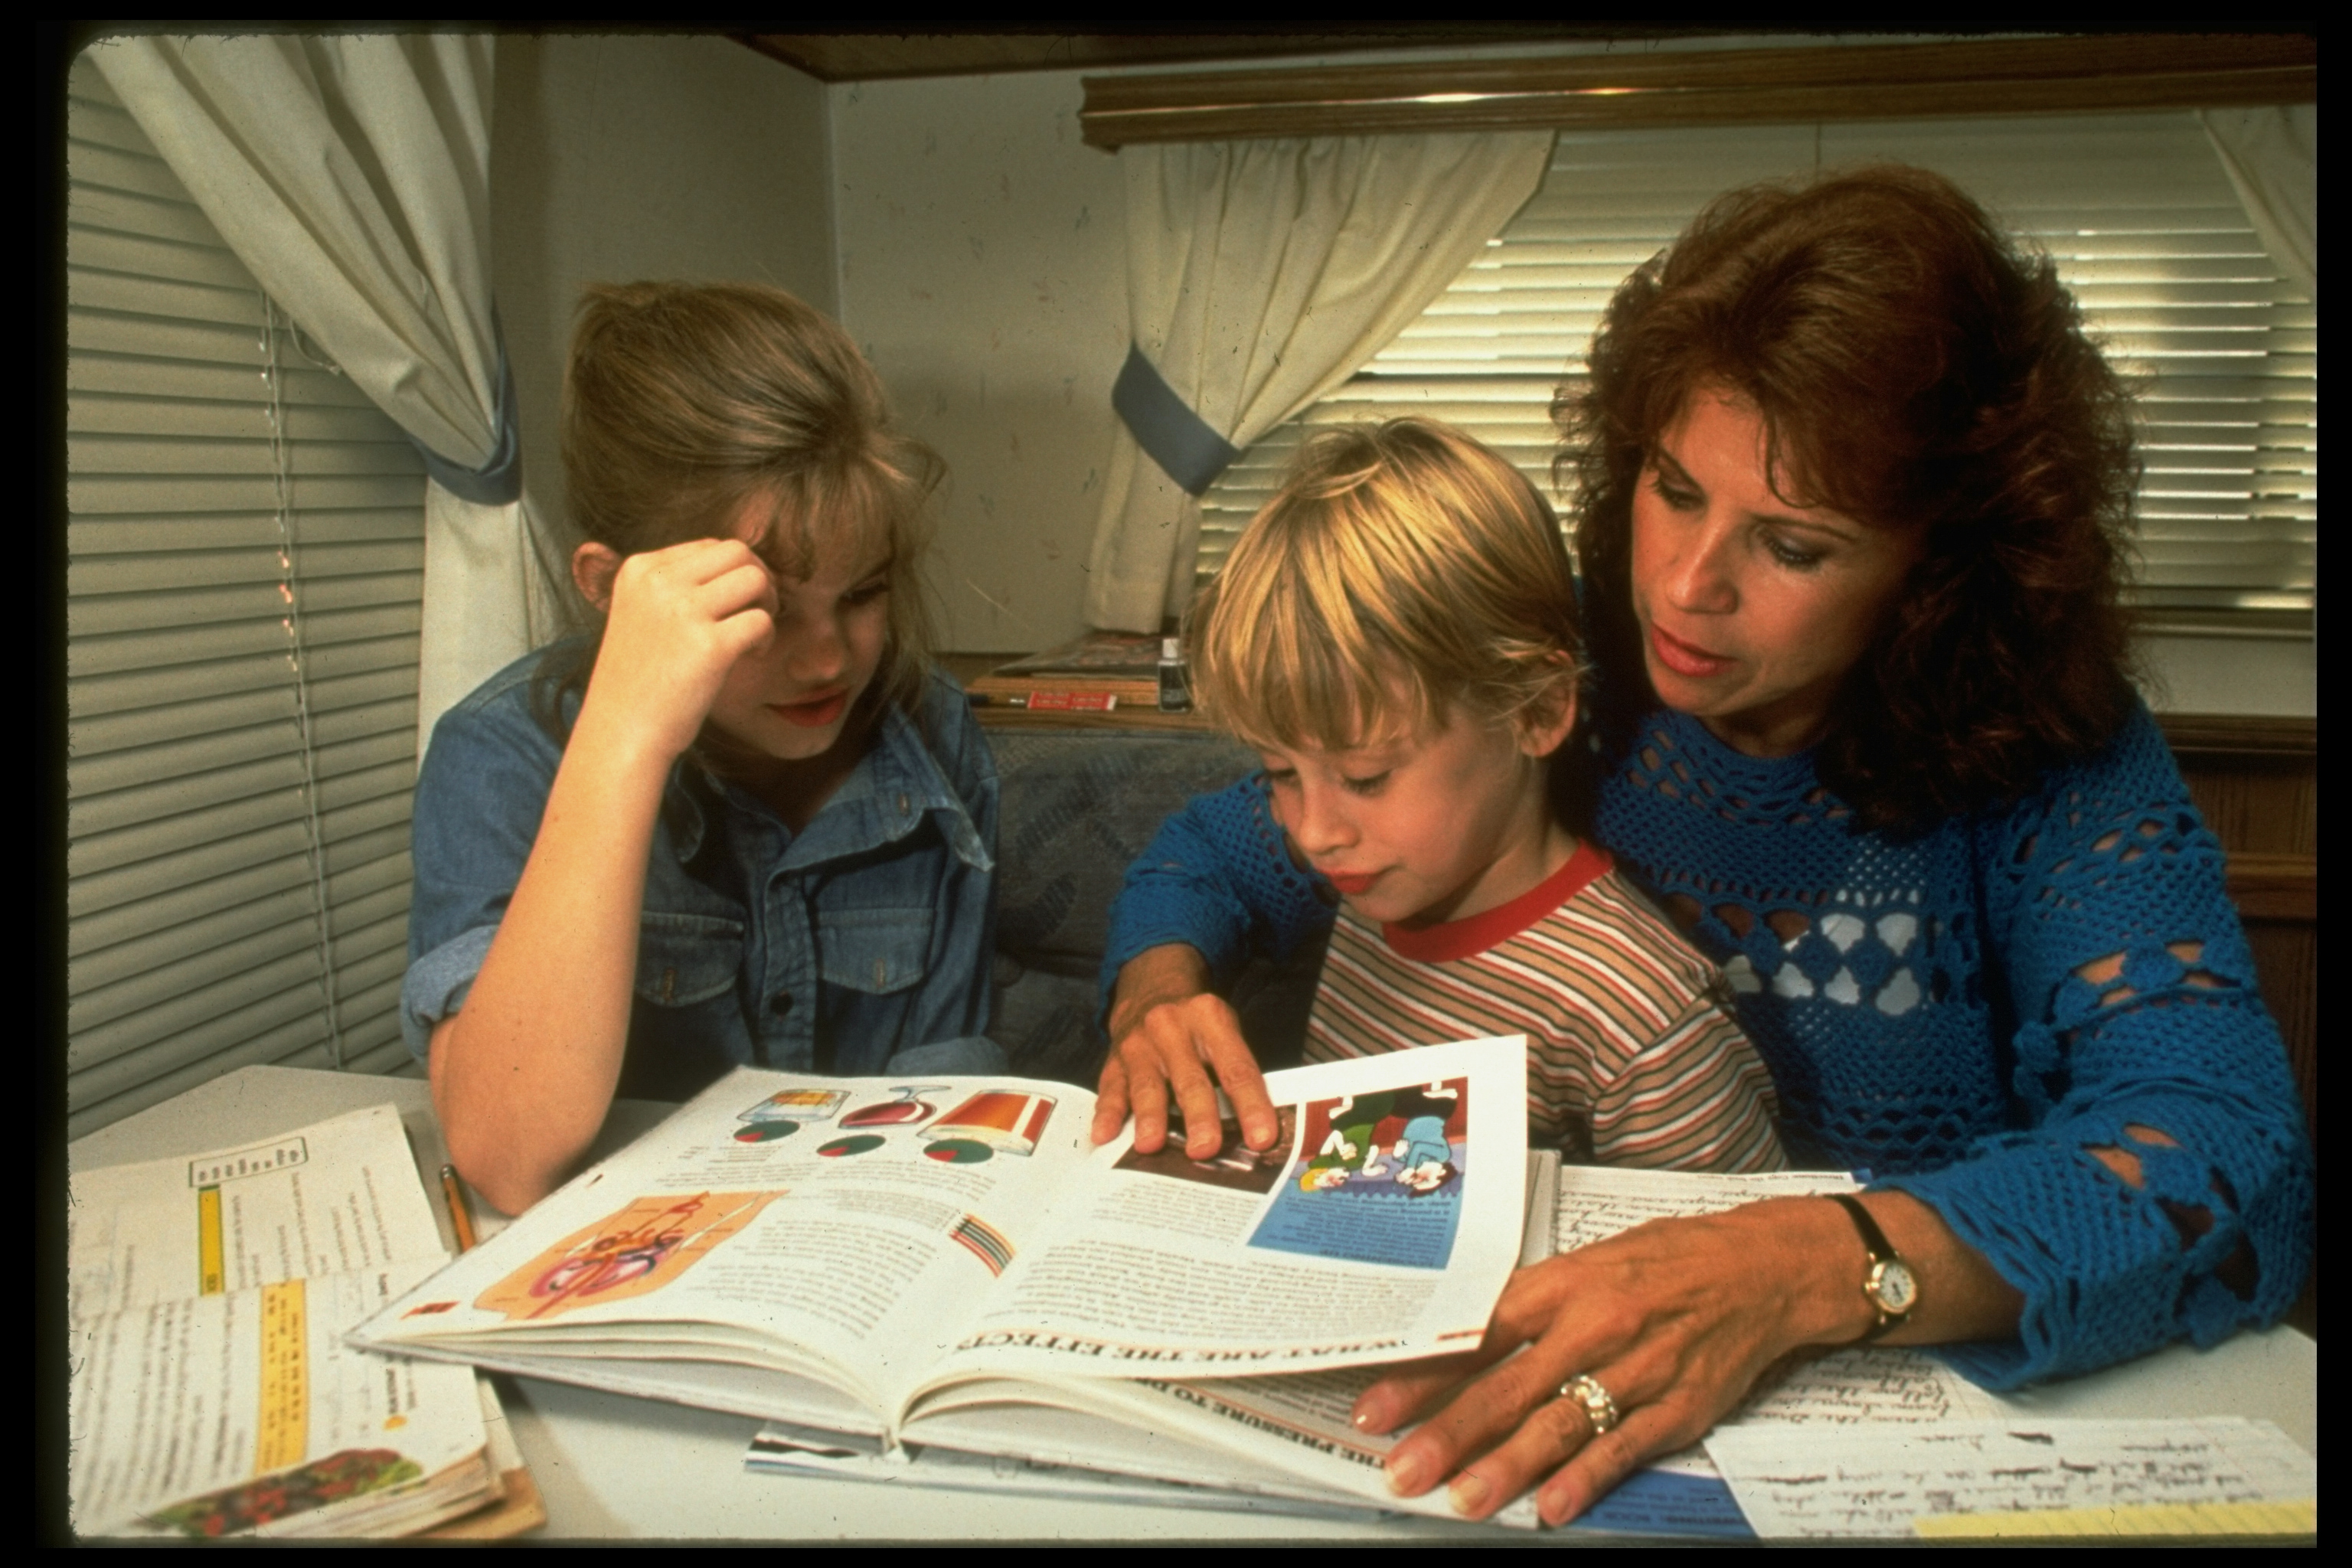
[67,1106,537,1539]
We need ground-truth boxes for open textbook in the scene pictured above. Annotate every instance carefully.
[750,1164,2017,1534]
[67,1105,536,1539]
[352,1038,1527,1517]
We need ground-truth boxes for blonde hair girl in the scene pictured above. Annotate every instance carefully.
[405,283,1001,1214]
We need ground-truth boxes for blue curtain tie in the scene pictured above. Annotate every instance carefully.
[410,309,522,506]
[1112,341,1240,497]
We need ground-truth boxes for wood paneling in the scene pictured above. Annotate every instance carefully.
[1080,34,2317,147]
[2163,715,2318,863]
[736,30,1580,83]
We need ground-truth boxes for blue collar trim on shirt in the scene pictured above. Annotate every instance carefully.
[664,698,990,873]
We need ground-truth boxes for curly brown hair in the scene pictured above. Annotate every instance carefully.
[1557,165,2141,831]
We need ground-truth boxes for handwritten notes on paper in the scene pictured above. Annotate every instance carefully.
[1550,1165,1857,1257]
[1736,1344,2001,1427]
[1705,1417,2317,1539]
[1549,1165,1998,1486]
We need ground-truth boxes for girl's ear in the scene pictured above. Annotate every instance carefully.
[1515,656,1582,760]
[572,542,622,614]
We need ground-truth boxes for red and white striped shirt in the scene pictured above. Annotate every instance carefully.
[1305,840,1786,1173]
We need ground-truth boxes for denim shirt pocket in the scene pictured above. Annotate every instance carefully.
[818,906,935,996]
[634,912,747,1008]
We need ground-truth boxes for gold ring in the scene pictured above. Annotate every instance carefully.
[1560,1373,1619,1435]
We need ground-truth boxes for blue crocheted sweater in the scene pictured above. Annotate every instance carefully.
[1102,703,2313,1388]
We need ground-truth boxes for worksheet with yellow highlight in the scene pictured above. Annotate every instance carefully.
[67,1106,503,1539]
[69,1103,443,1317]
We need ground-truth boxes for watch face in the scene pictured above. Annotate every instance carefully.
[1869,1259,1919,1317]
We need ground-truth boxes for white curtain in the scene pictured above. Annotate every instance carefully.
[2200,105,2317,303]
[90,35,563,760]
[1083,132,1556,632]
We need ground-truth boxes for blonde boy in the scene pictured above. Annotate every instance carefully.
[1187,420,1784,1171]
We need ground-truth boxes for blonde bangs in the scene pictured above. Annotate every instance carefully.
[1188,420,1583,754]
[1191,489,1441,753]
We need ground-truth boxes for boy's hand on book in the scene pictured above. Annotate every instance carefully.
[1094,944,1278,1158]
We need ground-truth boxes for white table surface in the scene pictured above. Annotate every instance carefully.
[69,1065,2320,1541]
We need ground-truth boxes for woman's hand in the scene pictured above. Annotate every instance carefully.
[1356,1192,2024,1526]
[1091,944,1280,1158]
[577,537,779,769]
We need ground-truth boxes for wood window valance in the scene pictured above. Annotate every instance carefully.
[1078,34,2315,148]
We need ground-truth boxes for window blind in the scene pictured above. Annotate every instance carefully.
[66,57,429,1139]
[1196,115,2318,621]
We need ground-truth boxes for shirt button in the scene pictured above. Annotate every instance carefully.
[769,992,793,1017]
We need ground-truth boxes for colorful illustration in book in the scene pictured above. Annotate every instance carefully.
[838,1084,951,1129]
[1114,1105,1299,1194]
[144,1449,423,1537]
[817,1135,887,1158]
[948,1213,1016,1276]
[477,1191,782,1322]
[1299,1090,1396,1191]
[1249,1080,1468,1270]
[920,1090,1057,1165]
[735,1087,849,1142]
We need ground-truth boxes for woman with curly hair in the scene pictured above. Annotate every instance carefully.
[1089,166,2313,1525]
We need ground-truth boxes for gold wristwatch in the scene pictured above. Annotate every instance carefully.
[1831,1193,1917,1341]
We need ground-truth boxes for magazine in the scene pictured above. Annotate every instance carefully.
[351,1038,1528,1519]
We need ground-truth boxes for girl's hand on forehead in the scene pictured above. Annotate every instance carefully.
[579,537,779,769]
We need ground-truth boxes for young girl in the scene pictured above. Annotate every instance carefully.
[403,283,1000,1214]
[1146,418,1784,1172]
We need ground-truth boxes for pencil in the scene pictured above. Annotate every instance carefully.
[439,1163,479,1253]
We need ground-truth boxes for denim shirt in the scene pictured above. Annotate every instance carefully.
[401,645,998,1100]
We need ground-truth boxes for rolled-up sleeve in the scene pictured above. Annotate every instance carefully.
[400,673,570,1060]
[1098,774,1336,1011]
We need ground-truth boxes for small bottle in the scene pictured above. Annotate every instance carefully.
[1158,636,1191,713]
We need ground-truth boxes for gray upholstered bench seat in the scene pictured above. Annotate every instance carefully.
[988,730,1326,1086]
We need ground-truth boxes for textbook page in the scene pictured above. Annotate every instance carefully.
[888,1161,2002,1536]
[930,1035,1529,1383]
[66,1106,511,1539]
[357,1070,1102,1422]
[70,1259,492,1538]
[68,1102,446,1321]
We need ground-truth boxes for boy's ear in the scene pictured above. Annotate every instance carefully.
[572,542,622,615]
[1515,658,1581,760]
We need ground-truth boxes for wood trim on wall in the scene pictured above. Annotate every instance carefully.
[1080,34,2316,147]
[2155,712,2317,760]
[2226,853,2318,922]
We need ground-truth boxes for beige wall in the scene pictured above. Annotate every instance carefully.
[491,35,837,564]
[478,40,2315,710]
[832,71,1129,655]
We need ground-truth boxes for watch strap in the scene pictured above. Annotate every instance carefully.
[1831,1192,1909,1340]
